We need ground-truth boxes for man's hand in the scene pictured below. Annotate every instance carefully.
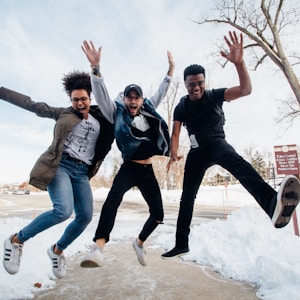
[220,31,243,65]
[81,40,102,67]
[167,51,175,77]
[166,155,183,172]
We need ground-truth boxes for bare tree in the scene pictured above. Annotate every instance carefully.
[193,0,300,124]
[161,76,181,129]
[158,77,191,189]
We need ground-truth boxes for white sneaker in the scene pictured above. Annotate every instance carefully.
[3,234,23,274]
[132,239,147,266]
[80,244,104,268]
[272,175,300,228]
[47,245,66,279]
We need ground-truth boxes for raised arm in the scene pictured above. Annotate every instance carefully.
[81,40,116,124]
[221,31,252,102]
[150,51,175,108]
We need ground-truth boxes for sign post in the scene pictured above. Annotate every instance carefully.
[274,144,299,236]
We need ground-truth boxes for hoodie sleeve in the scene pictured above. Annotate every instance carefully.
[90,75,116,124]
[149,75,172,109]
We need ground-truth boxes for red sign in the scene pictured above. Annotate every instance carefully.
[274,144,299,175]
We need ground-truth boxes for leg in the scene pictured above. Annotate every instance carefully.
[81,162,136,268]
[3,162,74,276]
[216,140,277,217]
[93,161,135,243]
[128,163,163,266]
[18,164,74,243]
[56,162,93,250]
[175,148,208,249]
[137,164,164,242]
[162,148,208,258]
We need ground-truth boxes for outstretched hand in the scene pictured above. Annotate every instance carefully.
[81,40,102,67]
[167,51,175,76]
[220,31,244,64]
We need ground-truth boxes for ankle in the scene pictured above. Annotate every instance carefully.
[53,244,63,255]
[11,234,23,245]
[137,239,144,247]
[96,239,105,251]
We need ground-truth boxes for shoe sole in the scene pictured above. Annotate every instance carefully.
[161,250,189,260]
[272,175,300,228]
[80,260,102,268]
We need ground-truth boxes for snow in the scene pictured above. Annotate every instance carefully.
[1,185,300,300]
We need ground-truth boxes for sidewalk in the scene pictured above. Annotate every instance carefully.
[1,193,259,299]
[34,242,259,300]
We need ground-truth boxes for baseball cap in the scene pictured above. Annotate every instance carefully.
[124,84,143,98]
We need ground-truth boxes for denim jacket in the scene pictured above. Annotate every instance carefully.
[91,74,172,160]
[114,99,170,159]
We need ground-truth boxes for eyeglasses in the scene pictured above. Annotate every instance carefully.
[71,96,90,102]
[186,81,205,89]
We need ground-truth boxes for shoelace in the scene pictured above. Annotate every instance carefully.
[57,255,66,271]
[11,243,23,262]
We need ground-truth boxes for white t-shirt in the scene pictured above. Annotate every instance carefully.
[63,113,100,165]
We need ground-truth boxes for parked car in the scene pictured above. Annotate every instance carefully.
[12,190,24,195]
[12,190,30,195]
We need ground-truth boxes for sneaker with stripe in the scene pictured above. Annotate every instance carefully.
[3,234,23,275]
[47,245,66,279]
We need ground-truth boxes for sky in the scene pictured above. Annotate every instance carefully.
[1,185,300,300]
[0,0,300,183]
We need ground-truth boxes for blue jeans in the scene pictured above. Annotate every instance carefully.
[17,157,93,251]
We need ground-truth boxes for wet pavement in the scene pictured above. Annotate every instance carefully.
[1,193,259,300]
[34,242,259,300]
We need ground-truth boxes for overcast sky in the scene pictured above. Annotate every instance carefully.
[0,0,299,183]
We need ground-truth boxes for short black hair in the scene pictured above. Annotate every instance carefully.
[183,64,206,81]
[62,71,91,97]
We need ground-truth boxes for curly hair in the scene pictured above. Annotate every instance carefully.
[183,64,206,81]
[62,71,91,97]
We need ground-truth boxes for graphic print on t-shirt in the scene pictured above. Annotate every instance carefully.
[63,114,100,161]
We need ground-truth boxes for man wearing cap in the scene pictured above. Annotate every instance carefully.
[80,40,174,267]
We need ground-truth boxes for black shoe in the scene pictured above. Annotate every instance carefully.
[161,247,189,259]
[272,175,300,228]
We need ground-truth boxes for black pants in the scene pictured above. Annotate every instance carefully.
[175,139,276,249]
[94,160,164,243]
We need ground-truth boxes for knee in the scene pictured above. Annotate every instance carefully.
[53,206,72,222]
[82,213,93,225]
[155,211,164,224]
[180,195,196,208]
[77,211,93,226]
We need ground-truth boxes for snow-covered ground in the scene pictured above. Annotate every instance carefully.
[1,184,300,300]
